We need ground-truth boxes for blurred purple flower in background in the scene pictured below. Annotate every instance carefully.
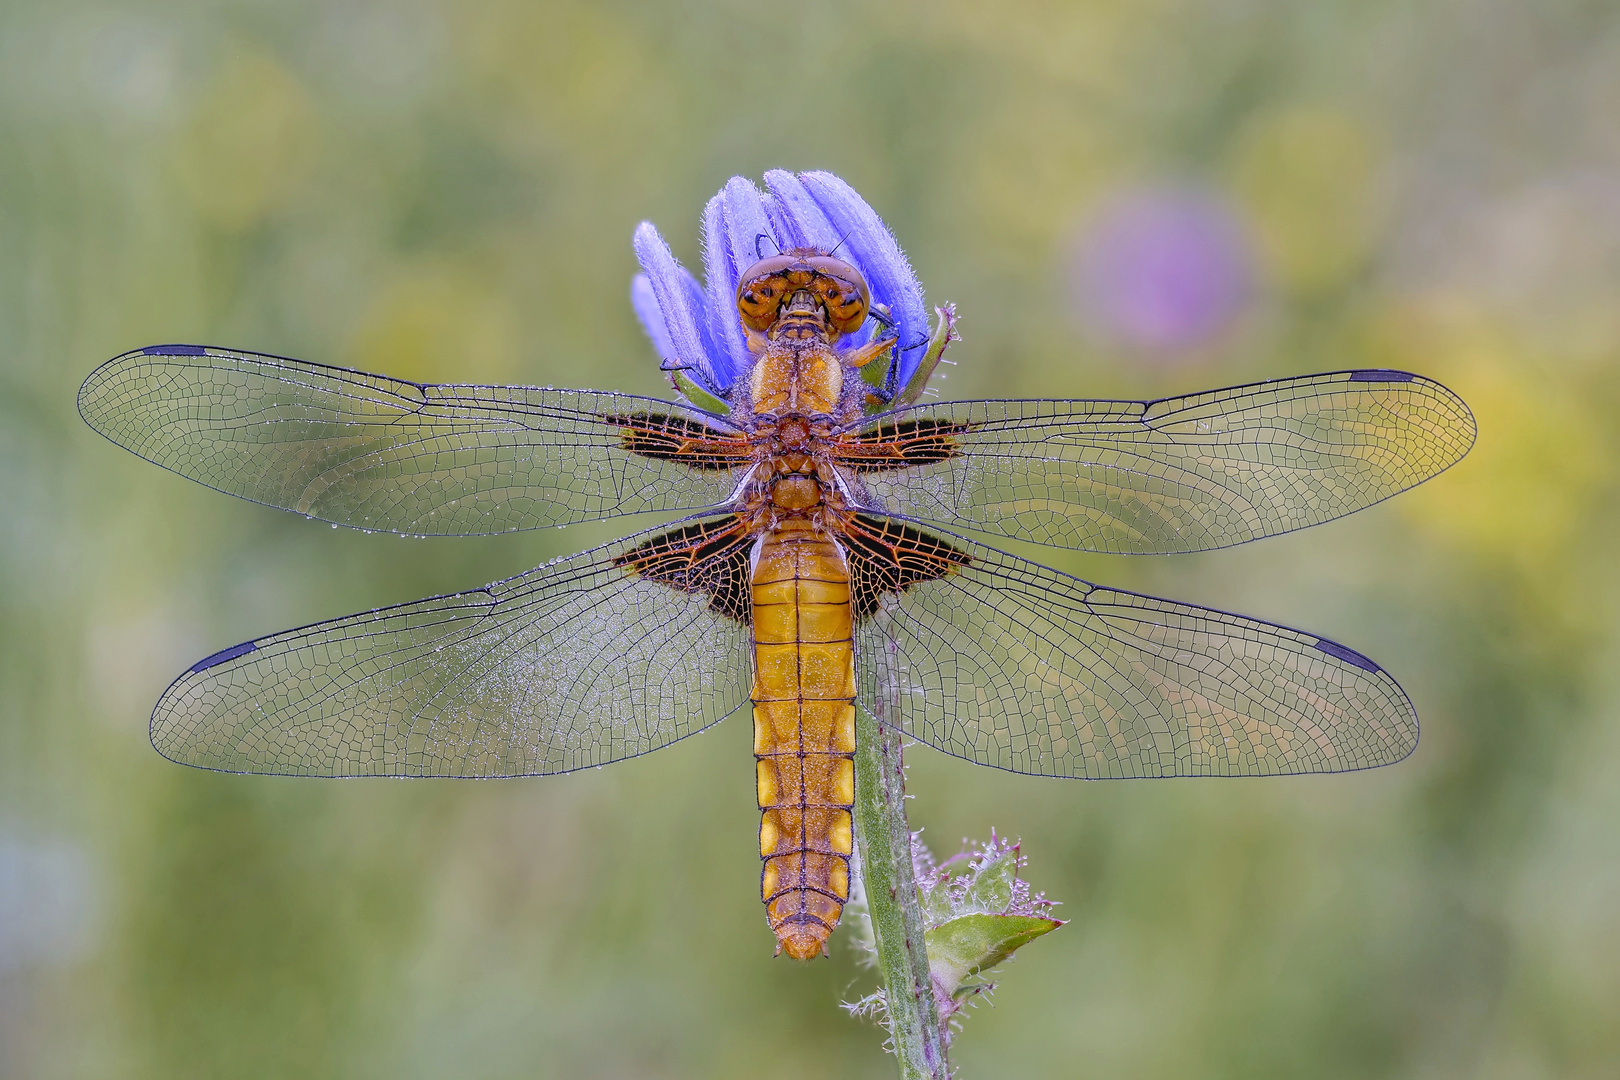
[1069,188,1255,354]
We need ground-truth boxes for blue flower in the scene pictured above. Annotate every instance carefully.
[631,171,929,401]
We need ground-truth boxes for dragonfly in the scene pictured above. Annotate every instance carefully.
[79,171,1475,960]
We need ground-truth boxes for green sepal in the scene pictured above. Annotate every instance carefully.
[924,913,1064,999]
[895,303,959,408]
[955,842,1017,912]
[860,352,892,392]
[918,838,1018,925]
[670,370,730,415]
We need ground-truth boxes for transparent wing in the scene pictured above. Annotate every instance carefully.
[151,522,753,777]
[80,346,748,535]
[848,370,1475,553]
[856,534,1417,778]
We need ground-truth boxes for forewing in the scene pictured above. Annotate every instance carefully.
[854,533,1417,778]
[79,346,749,535]
[846,370,1475,553]
[151,520,754,776]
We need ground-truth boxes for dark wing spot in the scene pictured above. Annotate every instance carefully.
[606,414,753,471]
[843,515,972,619]
[189,640,257,674]
[1313,637,1382,673]
[615,516,755,622]
[836,418,970,471]
[1348,369,1416,383]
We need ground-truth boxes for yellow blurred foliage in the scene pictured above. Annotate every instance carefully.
[1230,107,1383,293]
[456,0,652,140]
[170,44,317,231]
[347,262,520,383]
[920,0,1146,93]
[1372,303,1610,578]
[969,100,1114,257]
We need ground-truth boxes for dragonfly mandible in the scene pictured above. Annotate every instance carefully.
[79,171,1476,960]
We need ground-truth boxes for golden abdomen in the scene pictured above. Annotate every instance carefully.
[750,519,856,960]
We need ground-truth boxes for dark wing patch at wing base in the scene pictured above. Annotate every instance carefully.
[834,417,970,471]
[606,413,756,471]
[614,516,756,622]
[843,514,972,619]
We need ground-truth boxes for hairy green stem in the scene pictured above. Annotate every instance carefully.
[854,694,948,1079]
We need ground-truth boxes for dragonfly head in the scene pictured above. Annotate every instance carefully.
[735,250,870,338]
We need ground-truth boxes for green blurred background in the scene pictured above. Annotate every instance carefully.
[3,1,1618,1077]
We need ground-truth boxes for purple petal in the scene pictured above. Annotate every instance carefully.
[759,194,796,250]
[702,178,784,384]
[797,171,929,386]
[674,261,731,390]
[761,170,839,251]
[633,222,728,392]
[630,273,676,363]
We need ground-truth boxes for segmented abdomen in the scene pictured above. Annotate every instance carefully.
[750,520,856,960]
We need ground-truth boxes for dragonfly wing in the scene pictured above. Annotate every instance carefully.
[853,532,1417,778]
[847,370,1475,553]
[80,346,749,535]
[152,519,754,777]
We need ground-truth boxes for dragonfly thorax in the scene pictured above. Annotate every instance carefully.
[743,415,840,516]
[748,339,844,417]
[770,474,821,511]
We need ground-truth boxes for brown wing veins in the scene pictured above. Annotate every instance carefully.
[835,418,970,471]
[843,514,971,618]
[615,516,755,621]
[607,414,754,471]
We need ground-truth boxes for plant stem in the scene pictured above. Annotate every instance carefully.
[854,696,948,1079]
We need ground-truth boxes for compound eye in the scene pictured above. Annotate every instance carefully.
[736,255,800,332]
[805,256,870,335]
